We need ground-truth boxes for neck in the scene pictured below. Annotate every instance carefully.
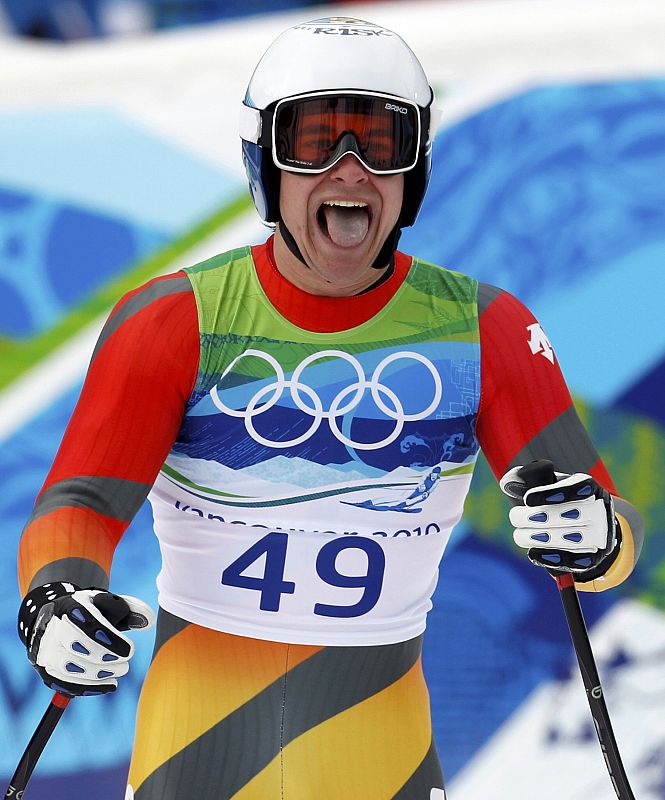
[273,222,401,297]
[253,238,413,333]
[275,223,387,297]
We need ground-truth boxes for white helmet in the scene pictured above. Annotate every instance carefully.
[240,17,437,227]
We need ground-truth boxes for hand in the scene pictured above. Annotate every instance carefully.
[18,583,155,697]
[500,465,619,576]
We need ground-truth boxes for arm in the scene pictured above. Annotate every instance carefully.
[17,271,199,695]
[475,283,643,592]
[18,271,200,596]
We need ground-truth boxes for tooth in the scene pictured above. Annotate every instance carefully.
[323,200,368,208]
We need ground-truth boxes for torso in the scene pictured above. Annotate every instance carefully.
[149,242,481,645]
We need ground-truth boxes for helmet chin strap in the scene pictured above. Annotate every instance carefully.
[277,219,402,282]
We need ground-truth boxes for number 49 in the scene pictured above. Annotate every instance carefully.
[221,532,386,618]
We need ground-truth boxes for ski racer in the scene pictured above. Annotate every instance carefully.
[17,17,644,800]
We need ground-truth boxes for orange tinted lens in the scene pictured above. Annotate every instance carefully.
[274,95,418,171]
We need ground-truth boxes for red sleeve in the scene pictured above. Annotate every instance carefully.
[476,284,616,493]
[18,271,199,595]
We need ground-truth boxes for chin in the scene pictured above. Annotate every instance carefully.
[315,250,375,281]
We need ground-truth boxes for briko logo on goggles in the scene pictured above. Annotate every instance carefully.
[241,90,426,175]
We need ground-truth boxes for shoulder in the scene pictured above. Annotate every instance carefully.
[477,283,561,378]
[184,245,254,278]
[476,285,556,362]
[106,270,195,327]
[477,282,539,327]
[401,253,478,304]
[93,271,198,362]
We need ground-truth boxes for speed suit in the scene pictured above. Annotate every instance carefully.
[19,237,643,799]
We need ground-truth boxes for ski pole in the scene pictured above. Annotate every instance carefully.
[5,692,70,798]
[518,460,636,800]
[5,592,132,798]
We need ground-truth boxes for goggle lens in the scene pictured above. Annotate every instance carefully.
[272,94,420,173]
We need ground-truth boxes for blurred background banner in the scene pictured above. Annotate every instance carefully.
[0,1,664,798]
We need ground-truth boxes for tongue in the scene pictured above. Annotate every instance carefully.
[324,205,369,247]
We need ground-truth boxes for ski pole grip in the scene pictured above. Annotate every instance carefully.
[517,460,573,584]
[517,459,556,491]
[92,592,132,631]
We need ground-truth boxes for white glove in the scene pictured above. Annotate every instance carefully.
[19,583,155,696]
[500,464,618,574]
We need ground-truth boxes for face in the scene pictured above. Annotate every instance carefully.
[274,155,404,295]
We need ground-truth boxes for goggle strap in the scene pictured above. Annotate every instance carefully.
[426,104,442,143]
[239,104,262,144]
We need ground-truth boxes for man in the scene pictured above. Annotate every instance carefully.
[17,17,643,799]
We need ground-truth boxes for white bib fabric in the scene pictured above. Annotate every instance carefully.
[149,465,472,645]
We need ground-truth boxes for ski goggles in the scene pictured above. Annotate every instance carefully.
[241,90,427,175]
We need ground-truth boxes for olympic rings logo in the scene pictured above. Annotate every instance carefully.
[210,349,442,451]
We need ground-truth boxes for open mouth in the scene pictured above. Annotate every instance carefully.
[317,200,372,248]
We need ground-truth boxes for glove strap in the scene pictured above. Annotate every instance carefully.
[18,582,80,647]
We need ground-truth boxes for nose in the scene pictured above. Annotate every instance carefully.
[328,153,369,183]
